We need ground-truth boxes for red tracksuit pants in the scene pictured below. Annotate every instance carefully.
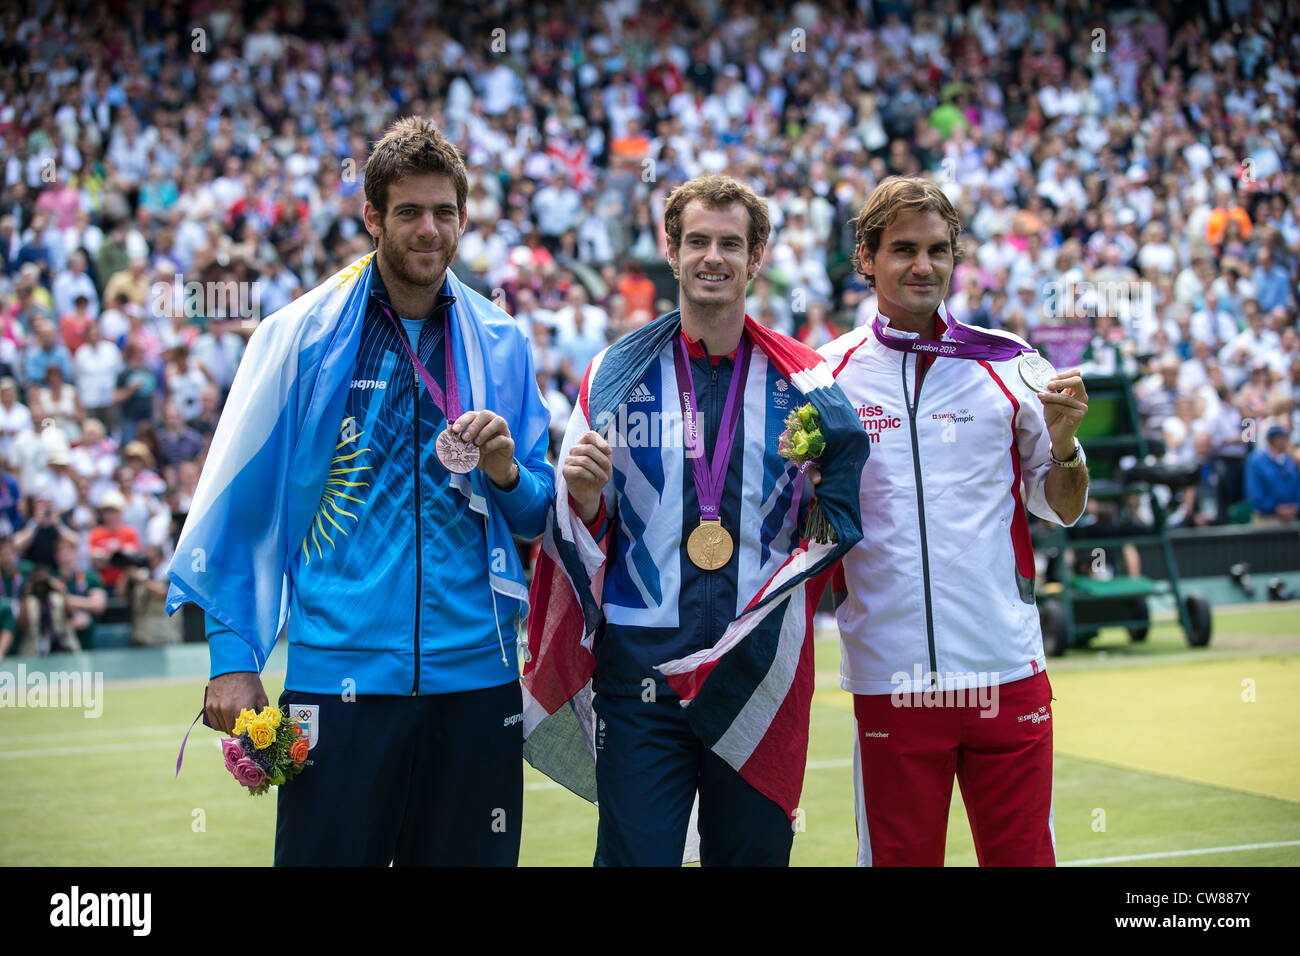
[852,671,1055,866]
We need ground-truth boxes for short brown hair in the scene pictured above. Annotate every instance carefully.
[363,117,468,217]
[663,175,771,255]
[852,176,963,288]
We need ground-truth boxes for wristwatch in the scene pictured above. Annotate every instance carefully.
[1050,438,1085,468]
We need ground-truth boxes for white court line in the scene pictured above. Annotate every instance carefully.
[0,741,855,767]
[524,758,854,792]
[0,725,180,745]
[807,758,852,770]
[1062,840,1300,866]
[0,737,220,760]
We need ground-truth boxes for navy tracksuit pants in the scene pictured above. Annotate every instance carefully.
[593,693,795,866]
[274,681,523,866]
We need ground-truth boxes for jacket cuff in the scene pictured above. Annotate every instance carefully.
[206,611,260,678]
[572,494,608,543]
[490,456,544,520]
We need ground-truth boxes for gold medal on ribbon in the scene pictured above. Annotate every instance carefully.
[673,332,751,573]
[687,518,733,571]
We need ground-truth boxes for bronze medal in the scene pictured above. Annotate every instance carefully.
[435,427,480,474]
[687,519,733,571]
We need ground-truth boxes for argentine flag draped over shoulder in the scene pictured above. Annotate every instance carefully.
[165,253,547,668]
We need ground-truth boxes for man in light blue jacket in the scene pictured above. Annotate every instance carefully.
[169,118,554,866]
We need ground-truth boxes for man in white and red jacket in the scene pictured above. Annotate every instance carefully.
[821,177,1091,866]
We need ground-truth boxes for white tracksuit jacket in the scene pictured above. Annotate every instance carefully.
[820,309,1085,695]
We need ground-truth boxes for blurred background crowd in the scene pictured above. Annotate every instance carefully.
[0,0,1297,656]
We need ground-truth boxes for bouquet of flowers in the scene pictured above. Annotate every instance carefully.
[778,403,836,544]
[220,705,310,796]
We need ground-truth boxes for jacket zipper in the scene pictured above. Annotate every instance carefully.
[902,354,938,687]
[411,358,422,696]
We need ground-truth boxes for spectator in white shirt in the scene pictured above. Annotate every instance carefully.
[537,371,572,458]
[1220,300,1281,375]
[51,249,99,318]
[457,220,511,287]
[190,318,246,393]
[556,293,608,386]
[976,222,1020,273]
[255,255,301,318]
[575,193,617,265]
[34,364,81,443]
[510,288,556,346]
[1137,221,1179,275]
[1190,289,1240,348]
[553,282,609,356]
[531,176,583,242]
[162,346,211,421]
[0,378,34,465]
[770,235,833,306]
[945,271,986,326]
[72,319,123,430]
[745,274,794,337]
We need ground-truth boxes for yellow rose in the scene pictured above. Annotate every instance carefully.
[260,706,282,729]
[248,720,276,750]
[233,708,258,736]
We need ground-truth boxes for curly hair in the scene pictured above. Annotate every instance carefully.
[663,175,771,256]
[851,177,964,289]
[363,117,468,217]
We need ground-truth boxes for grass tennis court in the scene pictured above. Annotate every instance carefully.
[2,604,1297,866]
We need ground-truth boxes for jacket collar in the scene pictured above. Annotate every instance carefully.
[368,262,456,321]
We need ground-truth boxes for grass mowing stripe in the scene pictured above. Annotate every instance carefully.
[1054,749,1300,806]
[522,757,854,792]
[1051,655,1300,803]
[1063,840,1300,866]
[0,725,190,745]
[0,737,224,759]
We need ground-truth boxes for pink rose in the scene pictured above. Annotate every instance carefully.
[233,757,267,788]
[222,737,245,775]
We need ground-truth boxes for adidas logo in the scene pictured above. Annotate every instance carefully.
[626,383,655,403]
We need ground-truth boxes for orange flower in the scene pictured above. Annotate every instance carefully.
[290,722,302,738]
[290,739,309,765]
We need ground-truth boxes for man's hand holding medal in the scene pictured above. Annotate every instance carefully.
[1023,359,1090,464]
[448,410,521,489]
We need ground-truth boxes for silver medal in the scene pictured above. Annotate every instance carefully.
[1018,352,1058,393]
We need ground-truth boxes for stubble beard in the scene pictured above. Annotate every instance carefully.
[377,227,457,296]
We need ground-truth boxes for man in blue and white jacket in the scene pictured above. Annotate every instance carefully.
[167,119,554,866]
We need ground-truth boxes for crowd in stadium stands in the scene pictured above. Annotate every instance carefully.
[0,0,1297,657]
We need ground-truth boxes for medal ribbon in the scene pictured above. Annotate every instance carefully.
[175,687,214,777]
[871,316,1031,362]
[671,332,752,523]
[379,304,463,422]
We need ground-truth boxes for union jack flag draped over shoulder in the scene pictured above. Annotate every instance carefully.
[523,310,869,819]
